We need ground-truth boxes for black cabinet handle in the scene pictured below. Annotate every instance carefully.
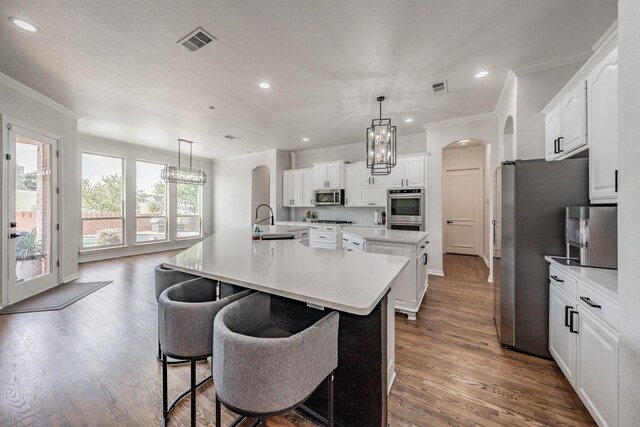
[557,136,564,153]
[580,296,602,309]
[569,310,579,334]
[554,138,559,154]
[615,170,618,193]
[447,220,453,224]
[9,233,19,239]
[423,253,428,265]
[550,275,564,283]
[353,241,360,246]
[564,305,573,327]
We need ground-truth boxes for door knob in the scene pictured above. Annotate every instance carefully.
[447,220,453,224]
[10,233,19,239]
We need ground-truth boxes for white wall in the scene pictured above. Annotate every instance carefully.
[79,135,214,262]
[251,166,270,223]
[495,71,517,168]
[442,145,488,262]
[617,1,640,424]
[424,114,498,276]
[212,149,290,232]
[0,75,80,299]
[516,62,585,160]
[293,133,426,168]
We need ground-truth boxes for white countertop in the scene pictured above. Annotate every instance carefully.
[545,256,618,299]
[342,227,430,245]
[277,221,386,229]
[163,226,409,315]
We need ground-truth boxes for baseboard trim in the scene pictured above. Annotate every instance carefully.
[482,254,490,267]
[428,269,445,276]
[63,273,80,283]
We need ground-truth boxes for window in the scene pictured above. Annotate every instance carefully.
[81,153,124,249]
[136,161,167,243]
[177,183,202,239]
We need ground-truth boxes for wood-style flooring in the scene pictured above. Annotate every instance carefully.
[0,251,594,426]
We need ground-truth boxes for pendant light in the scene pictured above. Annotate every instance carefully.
[366,96,397,175]
[161,139,207,185]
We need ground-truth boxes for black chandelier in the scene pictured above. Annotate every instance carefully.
[366,96,397,175]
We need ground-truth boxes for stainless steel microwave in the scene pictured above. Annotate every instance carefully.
[314,189,344,206]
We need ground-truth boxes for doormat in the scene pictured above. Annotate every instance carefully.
[0,281,112,315]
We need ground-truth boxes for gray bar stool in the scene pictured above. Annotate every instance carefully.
[154,264,201,362]
[158,277,252,427]
[212,292,339,427]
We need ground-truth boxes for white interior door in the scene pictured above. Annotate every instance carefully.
[444,168,482,256]
[493,167,502,258]
[6,123,59,304]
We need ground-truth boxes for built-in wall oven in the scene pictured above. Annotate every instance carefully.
[387,188,425,231]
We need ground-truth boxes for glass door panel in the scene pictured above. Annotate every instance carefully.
[7,124,58,304]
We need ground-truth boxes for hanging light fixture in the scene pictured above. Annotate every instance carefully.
[161,139,207,185]
[366,96,397,175]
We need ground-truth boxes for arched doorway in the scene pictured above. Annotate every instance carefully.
[251,165,270,225]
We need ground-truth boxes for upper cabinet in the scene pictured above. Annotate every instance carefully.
[588,47,618,204]
[541,21,618,204]
[283,168,314,207]
[544,82,587,160]
[387,156,425,188]
[344,163,360,207]
[313,161,345,189]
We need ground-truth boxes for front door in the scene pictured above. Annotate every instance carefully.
[6,123,59,304]
[443,168,482,256]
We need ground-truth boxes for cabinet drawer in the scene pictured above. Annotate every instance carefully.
[310,225,323,230]
[549,265,576,298]
[342,234,352,245]
[310,231,337,244]
[323,225,339,232]
[351,237,365,252]
[296,230,309,238]
[577,281,618,331]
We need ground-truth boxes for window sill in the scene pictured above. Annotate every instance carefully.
[80,244,127,254]
[176,236,203,242]
[134,239,169,247]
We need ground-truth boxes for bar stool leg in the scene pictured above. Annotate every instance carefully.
[162,353,168,421]
[191,360,197,427]
[215,394,221,427]
[327,371,334,427]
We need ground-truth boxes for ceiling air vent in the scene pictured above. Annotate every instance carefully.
[178,27,217,52]
[224,134,240,140]
[431,80,448,94]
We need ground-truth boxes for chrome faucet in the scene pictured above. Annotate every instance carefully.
[255,204,275,225]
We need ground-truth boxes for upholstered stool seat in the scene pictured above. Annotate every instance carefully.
[212,292,339,426]
[158,277,251,427]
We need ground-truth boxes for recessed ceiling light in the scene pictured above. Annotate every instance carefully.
[405,118,414,123]
[259,82,271,89]
[10,18,38,32]
[459,139,471,143]
[460,142,468,146]
[208,105,216,110]
[475,71,489,79]
[302,138,309,142]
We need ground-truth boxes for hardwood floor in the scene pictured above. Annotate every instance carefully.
[0,252,594,426]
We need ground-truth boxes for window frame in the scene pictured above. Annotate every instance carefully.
[80,152,126,251]
[134,159,169,246]
[176,182,203,241]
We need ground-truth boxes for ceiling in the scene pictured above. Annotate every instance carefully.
[0,1,617,159]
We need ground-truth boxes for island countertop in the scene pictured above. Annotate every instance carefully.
[163,226,409,315]
[342,226,430,244]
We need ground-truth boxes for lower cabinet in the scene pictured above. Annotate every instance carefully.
[548,264,618,427]
[576,309,619,427]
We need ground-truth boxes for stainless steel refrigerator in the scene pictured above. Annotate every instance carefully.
[493,158,589,358]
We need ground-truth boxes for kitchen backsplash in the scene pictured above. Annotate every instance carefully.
[290,206,384,225]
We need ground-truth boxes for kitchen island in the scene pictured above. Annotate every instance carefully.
[163,226,409,427]
[342,227,429,320]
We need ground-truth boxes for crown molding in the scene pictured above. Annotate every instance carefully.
[494,70,517,113]
[0,72,82,120]
[423,112,497,130]
[592,19,618,54]
[513,50,592,76]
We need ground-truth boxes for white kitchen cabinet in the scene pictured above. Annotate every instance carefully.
[549,283,578,388]
[309,225,342,250]
[344,163,360,207]
[386,156,425,188]
[588,47,618,204]
[360,164,387,186]
[577,309,619,427]
[545,105,563,161]
[283,170,294,207]
[560,81,587,155]
[313,161,345,189]
[283,168,314,207]
[358,162,386,207]
[547,260,619,427]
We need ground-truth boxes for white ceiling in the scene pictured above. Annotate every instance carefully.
[0,1,617,159]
